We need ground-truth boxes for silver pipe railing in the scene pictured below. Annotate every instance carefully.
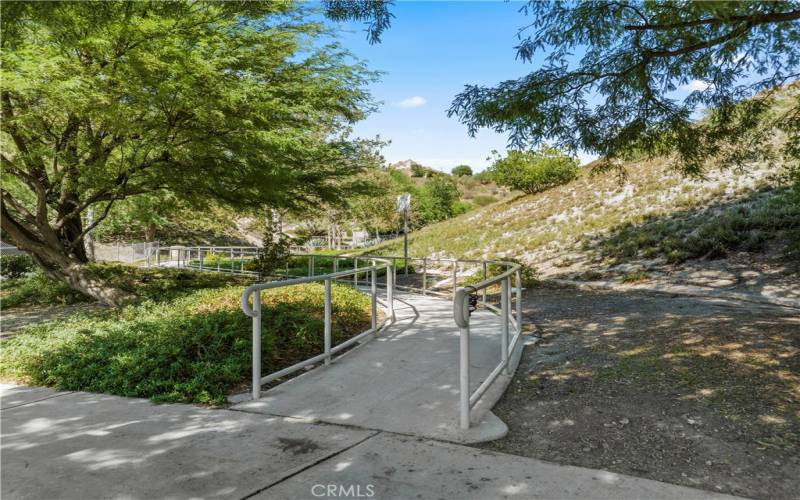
[453,263,523,430]
[163,245,524,428]
[240,258,395,400]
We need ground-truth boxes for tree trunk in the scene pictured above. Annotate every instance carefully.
[38,254,135,307]
[1,204,134,307]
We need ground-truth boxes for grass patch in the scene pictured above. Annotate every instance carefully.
[0,264,249,310]
[0,282,372,405]
[620,270,648,283]
[595,189,800,264]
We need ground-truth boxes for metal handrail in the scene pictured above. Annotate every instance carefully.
[240,258,394,400]
[162,245,525,428]
[453,261,523,430]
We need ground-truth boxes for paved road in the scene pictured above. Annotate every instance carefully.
[1,384,741,500]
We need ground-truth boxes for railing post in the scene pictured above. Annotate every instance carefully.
[156,242,160,267]
[516,269,523,335]
[199,249,204,271]
[501,277,510,375]
[354,257,358,287]
[387,264,395,321]
[482,262,488,304]
[324,279,332,366]
[333,257,339,274]
[252,290,262,400]
[240,249,245,273]
[285,260,289,278]
[217,247,221,272]
[460,325,470,429]
[308,255,313,277]
[370,267,377,332]
[422,257,427,295]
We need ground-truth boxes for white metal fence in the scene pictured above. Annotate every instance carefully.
[168,245,524,429]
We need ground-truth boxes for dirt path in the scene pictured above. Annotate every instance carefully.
[480,286,800,500]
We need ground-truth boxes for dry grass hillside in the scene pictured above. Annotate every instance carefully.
[362,155,799,300]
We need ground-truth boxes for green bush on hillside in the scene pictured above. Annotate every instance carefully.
[452,164,473,177]
[488,146,580,195]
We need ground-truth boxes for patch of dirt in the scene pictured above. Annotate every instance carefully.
[0,303,107,338]
[479,287,800,500]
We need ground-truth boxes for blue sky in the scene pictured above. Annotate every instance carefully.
[331,1,713,173]
[332,1,545,172]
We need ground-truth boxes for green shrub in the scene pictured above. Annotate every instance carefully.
[1,270,90,308]
[451,164,473,177]
[0,264,248,310]
[418,175,462,224]
[487,146,580,195]
[0,283,372,405]
[471,195,498,207]
[0,254,36,279]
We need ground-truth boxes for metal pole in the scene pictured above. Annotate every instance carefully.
[324,279,332,365]
[199,249,204,271]
[460,325,470,429]
[252,290,262,400]
[403,208,408,276]
[156,242,161,267]
[371,267,377,332]
[422,257,427,295]
[240,249,244,273]
[501,277,510,375]
[217,248,221,272]
[482,262,488,304]
[333,257,338,274]
[354,258,358,287]
[387,264,394,321]
[516,269,523,335]
[308,255,312,277]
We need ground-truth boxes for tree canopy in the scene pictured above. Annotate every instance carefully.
[0,1,383,303]
[451,164,473,177]
[448,1,800,175]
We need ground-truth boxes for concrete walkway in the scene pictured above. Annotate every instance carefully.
[232,290,524,443]
[1,384,742,500]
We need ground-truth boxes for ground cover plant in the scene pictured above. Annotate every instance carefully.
[0,279,373,405]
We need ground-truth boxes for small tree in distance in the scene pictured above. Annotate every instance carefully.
[452,164,473,177]
[488,147,580,195]
[254,210,291,278]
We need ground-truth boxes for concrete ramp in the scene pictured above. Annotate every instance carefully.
[231,291,524,443]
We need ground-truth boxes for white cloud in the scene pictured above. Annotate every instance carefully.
[681,79,714,92]
[396,96,427,108]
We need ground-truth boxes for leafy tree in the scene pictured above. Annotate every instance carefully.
[0,2,382,305]
[451,164,473,177]
[254,210,291,278]
[418,175,461,224]
[487,147,579,195]
[410,162,427,177]
[347,169,400,237]
[449,2,800,176]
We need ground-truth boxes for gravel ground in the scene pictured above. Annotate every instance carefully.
[479,286,800,500]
